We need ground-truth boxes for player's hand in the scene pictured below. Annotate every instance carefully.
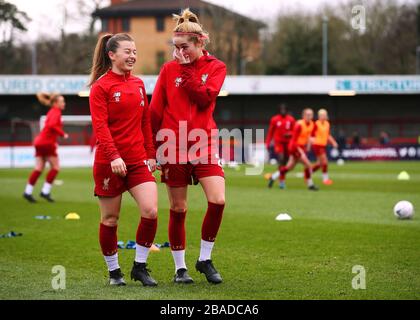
[148,159,157,172]
[333,142,338,149]
[173,48,190,64]
[111,158,127,177]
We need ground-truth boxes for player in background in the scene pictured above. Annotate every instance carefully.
[23,93,68,203]
[311,109,338,185]
[266,104,295,188]
[150,8,226,285]
[89,33,158,287]
[279,108,319,191]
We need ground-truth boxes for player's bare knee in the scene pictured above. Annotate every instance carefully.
[142,206,158,219]
[170,202,187,213]
[101,215,119,227]
[209,196,225,206]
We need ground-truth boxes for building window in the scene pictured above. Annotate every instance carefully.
[156,51,165,69]
[156,16,164,32]
[101,19,109,32]
[122,17,130,32]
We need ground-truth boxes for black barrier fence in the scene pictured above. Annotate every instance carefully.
[329,144,420,161]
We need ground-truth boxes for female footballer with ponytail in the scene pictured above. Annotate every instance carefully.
[89,33,159,286]
[23,93,68,203]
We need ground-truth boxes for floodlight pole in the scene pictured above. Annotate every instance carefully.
[322,16,329,76]
[416,46,420,74]
[31,42,38,75]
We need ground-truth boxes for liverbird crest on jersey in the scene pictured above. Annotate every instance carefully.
[175,77,182,87]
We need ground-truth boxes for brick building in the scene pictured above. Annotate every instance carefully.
[93,0,265,75]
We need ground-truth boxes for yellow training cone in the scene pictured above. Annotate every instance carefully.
[150,244,160,252]
[397,171,410,181]
[65,212,80,220]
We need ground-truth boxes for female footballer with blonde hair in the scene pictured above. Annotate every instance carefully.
[311,109,338,185]
[151,8,226,284]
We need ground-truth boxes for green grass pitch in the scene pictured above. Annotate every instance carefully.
[0,161,419,300]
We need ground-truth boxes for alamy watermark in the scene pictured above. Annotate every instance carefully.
[51,265,66,290]
[155,122,265,175]
[352,265,366,290]
[351,5,366,32]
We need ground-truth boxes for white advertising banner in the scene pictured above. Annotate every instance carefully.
[1,75,419,95]
[0,146,94,168]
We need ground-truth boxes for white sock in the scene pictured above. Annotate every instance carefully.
[171,250,186,272]
[199,239,215,261]
[104,253,120,271]
[307,178,314,187]
[25,184,34,195]
[135,244,150,263]
[41,182,52,194]
[271,171,280,180]
[322,173,329,181]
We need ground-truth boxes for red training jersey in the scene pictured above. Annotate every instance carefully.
[150,50,226,162]
[265,114,296,148]
[89,70,155,165]
[34,107,65,146]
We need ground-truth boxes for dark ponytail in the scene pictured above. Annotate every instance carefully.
[88,33,134,87]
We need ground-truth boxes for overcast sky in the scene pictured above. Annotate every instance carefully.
[5,0,334,42]
[5,0,418,42]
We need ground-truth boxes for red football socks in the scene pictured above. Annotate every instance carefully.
[280,166,288,180]
[28,170,42,185]
[304,168,311,180]
[312,163,321,172]
[46,169,59,184]
[99,223,118,256]
[201,202,225,242]
[169,210,186,251]
[136,217,157,248]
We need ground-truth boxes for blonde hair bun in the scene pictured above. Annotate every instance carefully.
[36,92,60,107]
[172,8,209,43]
[173,8,200,26]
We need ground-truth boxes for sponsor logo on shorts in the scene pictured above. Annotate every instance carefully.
[103,178,110,190]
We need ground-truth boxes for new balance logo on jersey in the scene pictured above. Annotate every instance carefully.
[175,77,182,87]
[201,74,208,84]
[113,92,121,102]
[276,121,282,127]
[103,178,110,190]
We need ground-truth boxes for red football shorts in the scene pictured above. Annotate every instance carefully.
[93,161,156,197]
[161,163,225,188]
[289,144,306,160]
[34,144,58,157]
[312,145,327,157]
[274,142,289,156]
